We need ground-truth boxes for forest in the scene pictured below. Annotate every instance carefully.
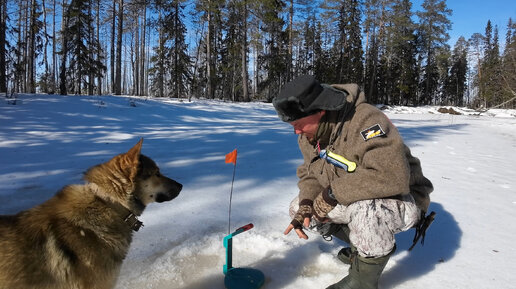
[0,0,515,108]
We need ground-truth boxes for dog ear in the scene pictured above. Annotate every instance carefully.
[126,138,143,161]
[123,138,143,181]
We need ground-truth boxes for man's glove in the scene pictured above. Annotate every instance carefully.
[313,186,338,222]
[291,199,313,229]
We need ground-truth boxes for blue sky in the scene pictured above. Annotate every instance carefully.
[414,0,516,46]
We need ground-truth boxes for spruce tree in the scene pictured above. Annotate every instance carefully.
[481,20,503,107]
[362,0,387,104]
[447,36,468,106]
[256,0,287,102]
[149,0,190,98]
[501,18,515,103]
[165,0,191,99]
[220,0,247,101]
[60,0,106,95]
[322,0,363,84]
[416,0,452,105]
[385,0,418,105]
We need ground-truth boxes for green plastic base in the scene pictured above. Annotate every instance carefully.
[224,267,265,289]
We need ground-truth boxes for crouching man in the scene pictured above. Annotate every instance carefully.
[273,75,433,289]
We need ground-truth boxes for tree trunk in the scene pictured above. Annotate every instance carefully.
[88,0,94,95]
[134,12,139,96]
[173,1,179,98]
[114,0,123,95]
[140,4,146,96]
[241,0,249,101]
[27,0,36,93]
[158,10,164,97]
[96,0,102,94]
[15,1,24,92]
[59,1,68,95]
[42,0,50,93]
[110,0,116,93]
[206,1,213,99]
[288,0,293,81]
[53,0,57,92]
[0,0,7,93]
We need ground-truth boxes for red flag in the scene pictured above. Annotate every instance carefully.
[225,149,237,165]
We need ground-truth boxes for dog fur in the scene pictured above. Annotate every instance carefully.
[0,139,182,289]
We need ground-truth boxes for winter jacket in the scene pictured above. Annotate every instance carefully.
[296,84,433,212]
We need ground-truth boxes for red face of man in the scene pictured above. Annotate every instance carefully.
[289,111,325,140]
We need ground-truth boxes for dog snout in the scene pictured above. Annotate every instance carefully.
[174,180,183,192]
[155,178,182,203]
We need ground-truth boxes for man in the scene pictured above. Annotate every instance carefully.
[272,75,433,289]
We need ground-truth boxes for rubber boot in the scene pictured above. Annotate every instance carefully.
[332,225,352,264]
[337,246,354,265]
[326,246,395,289]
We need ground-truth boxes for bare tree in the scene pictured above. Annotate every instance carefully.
[114,0,123,95]
[139,2,147,96]
[0,0,7,93]
[59,0,70,95]
[110,0,115,93]
[27,0,37,93]
[241,0,249,101]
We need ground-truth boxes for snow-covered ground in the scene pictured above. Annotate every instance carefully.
[1,94,515,288]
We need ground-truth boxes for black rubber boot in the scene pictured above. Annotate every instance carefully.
[326,246,395,289]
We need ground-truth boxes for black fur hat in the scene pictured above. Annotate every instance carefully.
[272,75,348,122]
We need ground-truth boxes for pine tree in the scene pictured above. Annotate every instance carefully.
[313,20,331,82]
[416,0,452,105]
[362,0,387,104]
[446,36,468,106]
[0,0,7,93]
[192,0,224,99]
[220,0,248,101]
[60,0,106,95]
[256,0,287,102]
[149,6,166,97]
[469,32,484,105]
[480,20,503,107]
[298,14,317,76]
[501,18,516,104]
[166,0,190,98]
[435,45,451,105]
[321,0,363,84]
[384,0,418,105]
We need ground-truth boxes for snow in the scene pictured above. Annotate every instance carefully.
[1,93,515,289]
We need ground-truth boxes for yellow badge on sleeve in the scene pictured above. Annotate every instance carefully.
[360,124,386,141]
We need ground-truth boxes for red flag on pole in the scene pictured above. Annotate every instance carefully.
[225,149,237,165]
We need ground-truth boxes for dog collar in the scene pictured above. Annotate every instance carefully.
[103,200,144,231]
[89,183,144,232]
[109,201,143,232]
[104,200,144,232]
[123,212,144,232]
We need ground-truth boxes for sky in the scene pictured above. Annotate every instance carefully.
[413,0,516,46]
[1,94,515,288]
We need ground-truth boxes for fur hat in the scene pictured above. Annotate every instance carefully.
[272,75,348,122]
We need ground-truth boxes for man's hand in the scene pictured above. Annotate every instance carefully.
[313,186,338,222]
[284,217,311,239]
[284,199,313,239]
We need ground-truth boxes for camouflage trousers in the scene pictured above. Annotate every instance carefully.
[289,194,420,258]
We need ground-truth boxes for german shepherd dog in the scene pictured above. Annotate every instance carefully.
[0,139,182,289]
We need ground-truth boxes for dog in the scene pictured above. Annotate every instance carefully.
[0,139,182,289]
